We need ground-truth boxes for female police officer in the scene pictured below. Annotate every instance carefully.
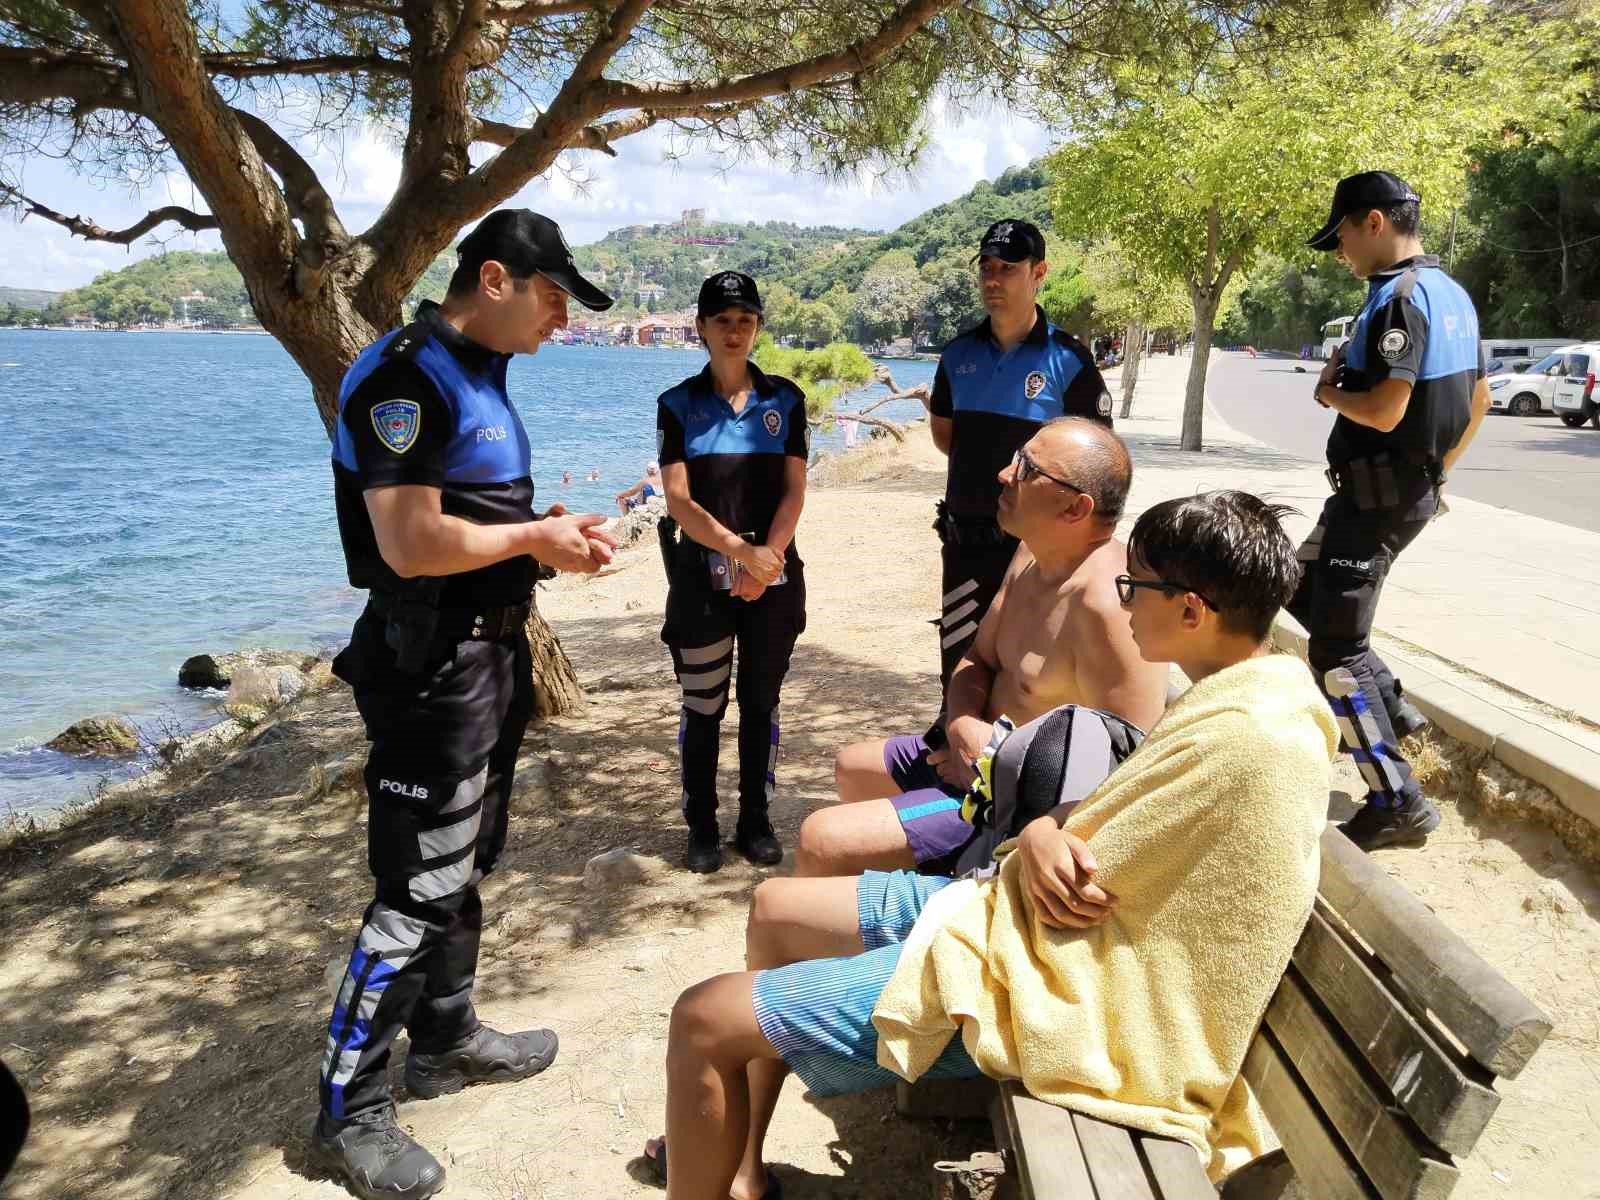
[657,271,808,873]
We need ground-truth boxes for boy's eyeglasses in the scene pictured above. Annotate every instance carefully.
[1115,574,1215,610]
[1012,448,1086,494]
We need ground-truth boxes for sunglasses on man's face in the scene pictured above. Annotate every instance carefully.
[1114,573,1215,610]
[1012,448,1086,494]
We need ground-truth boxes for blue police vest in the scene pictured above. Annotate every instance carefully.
[331,328,530,484]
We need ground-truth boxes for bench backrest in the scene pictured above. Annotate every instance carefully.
[1241,826,1553,1200]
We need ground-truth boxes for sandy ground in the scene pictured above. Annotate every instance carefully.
[1,430,1596,1200]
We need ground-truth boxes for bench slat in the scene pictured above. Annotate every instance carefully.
[1294,903,1500,1157]
[995,1081,1096,1199]
[1318,827,1551,1078]
[1140,1135,1216,1200]
[1243,1030,1375,1200]
[1071,1110,1159,1200]
[1265,969,1459,1200]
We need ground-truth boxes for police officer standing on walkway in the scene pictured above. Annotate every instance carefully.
[314,210,617,1200]
[1298,171,1492,851]
[929,218,1112,695]
[657,272,808,873]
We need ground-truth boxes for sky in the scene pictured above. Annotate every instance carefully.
[0,95,1054,294]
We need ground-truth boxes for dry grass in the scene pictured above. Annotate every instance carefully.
[1405,727,1600,869]
[809,431,915,487]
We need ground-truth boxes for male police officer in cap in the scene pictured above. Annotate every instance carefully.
[1297,171,1491,851]
[928,219,1112,726]
[315,209,616,1200]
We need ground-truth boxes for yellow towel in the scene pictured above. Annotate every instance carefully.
[872,653,1337,1179]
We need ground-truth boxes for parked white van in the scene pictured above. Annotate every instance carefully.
[1550,344,1600,428]
[1488,347,1576,416]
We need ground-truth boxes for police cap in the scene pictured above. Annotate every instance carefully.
[1307,171,1421,252]
[457,209,614,311]
[698,271,763,319]
[973,218,1047,263]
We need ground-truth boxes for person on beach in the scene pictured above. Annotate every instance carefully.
[641,491,1335,1199]
[317,208,616,1200]
[656,271,809,874]
[797,418,1167,878]
[929,219,1114,699]
[616,461,663,514]
[1299,171,1491,850]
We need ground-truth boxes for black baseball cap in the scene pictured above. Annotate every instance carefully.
[973,218,1047,263]
[697,271,763,319]
[1306,171,1422,252]
[456,209,614,311]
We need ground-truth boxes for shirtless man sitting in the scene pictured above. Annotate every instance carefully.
[796,417,1168,877]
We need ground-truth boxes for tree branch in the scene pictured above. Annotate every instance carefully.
[592,0,953,114]
[230,109,350,247]
[489,0,613,20]
[470,105,720,155]
[0,184,217,245]
[0,45,136,109]
[202,53,411,80]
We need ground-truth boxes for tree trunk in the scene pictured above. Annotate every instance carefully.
[1182,298,1219,452]
[1120,320,1145,418]
[525,592,584,721]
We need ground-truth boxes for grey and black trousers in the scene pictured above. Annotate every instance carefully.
[318,601,534,1120]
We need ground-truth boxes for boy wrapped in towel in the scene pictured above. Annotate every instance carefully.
[645,491,1337,1199]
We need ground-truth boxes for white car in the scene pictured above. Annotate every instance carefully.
[1487,349,1574,416]
[1550,343,1600,428]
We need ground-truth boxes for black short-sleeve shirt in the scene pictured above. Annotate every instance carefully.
[933,307,1111,518]
[331,303,537,606]
[656,362,808,550]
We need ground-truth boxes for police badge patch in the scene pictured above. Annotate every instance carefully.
[371,399,421,454]
[1023,371,1047,400]
[1378,329,1410,361]
[763,409,782,437]
[1097,390,1113,417]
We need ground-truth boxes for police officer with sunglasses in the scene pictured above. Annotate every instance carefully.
[1296,171,1492,851]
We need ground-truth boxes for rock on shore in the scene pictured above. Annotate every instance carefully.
[45,714,140,757]
[178,648,320,689]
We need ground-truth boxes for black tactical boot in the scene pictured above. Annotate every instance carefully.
[403,1025,558,1099]
[1338,793,1440,851]
[686,822,723,873]
[310,1106,445,1200]
[735,818,784,867]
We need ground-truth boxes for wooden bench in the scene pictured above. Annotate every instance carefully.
[899,825,1553,1200]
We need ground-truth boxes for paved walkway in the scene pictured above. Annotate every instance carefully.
[1106,351,1600,760]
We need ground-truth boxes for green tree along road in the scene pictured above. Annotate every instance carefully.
[1051,1,1571,450]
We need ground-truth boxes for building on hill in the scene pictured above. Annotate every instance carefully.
[635,281,666,306]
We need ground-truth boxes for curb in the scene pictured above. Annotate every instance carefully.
[1270,616,1600,833]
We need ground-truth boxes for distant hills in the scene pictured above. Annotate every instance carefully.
[0,286,59,310]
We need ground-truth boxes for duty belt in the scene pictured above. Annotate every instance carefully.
[1325,453,1443,512]
[368,592,529,641]
[934,501,1011,547]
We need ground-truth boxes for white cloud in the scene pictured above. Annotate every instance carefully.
[1,99,1055,291]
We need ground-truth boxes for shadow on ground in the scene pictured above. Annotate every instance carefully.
[0,599,949,1200]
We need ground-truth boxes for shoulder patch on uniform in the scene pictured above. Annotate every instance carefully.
[381,321,430,361]
[372,399,422,453]
[763,408,782,437]
[1097,390,1113,417]
[1378,329,1410,361]
[1024,370,1047,400]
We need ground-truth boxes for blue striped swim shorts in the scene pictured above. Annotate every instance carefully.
[750,870,983,1096]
